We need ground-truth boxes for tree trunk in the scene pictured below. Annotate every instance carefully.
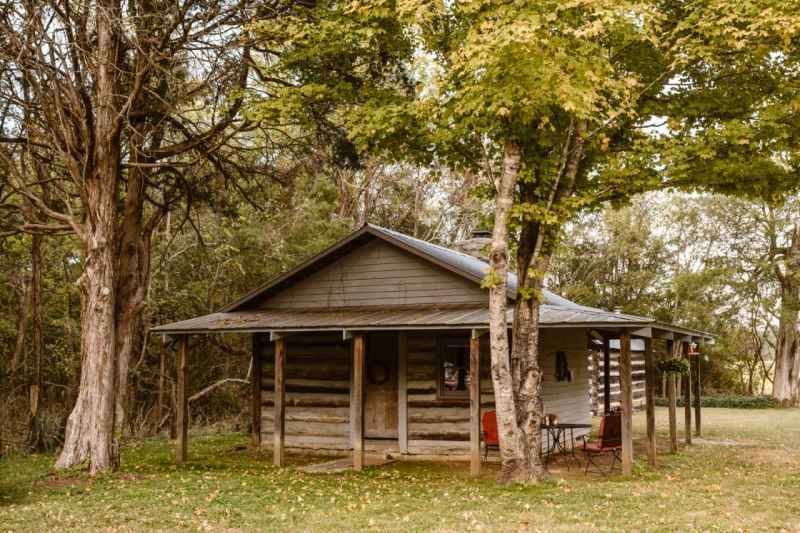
[488,140,529,484]
[510,212,551,483]
[27,233,45,452]
[55,0,123,474]
[773,225,800,406]
[115,164,152,437]
[11,272,31,373]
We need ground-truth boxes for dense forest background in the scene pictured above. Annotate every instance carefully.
[1,163,795,452]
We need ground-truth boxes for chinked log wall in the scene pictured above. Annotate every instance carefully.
[589,348,646,415]
[258,329,592,455]
[261,333,352,451]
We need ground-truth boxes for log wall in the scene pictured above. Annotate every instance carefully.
[258,328,593,456]
[588,342,647,415]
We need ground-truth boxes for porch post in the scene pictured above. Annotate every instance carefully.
[644,337,656,467]
[251,334,262,447]
[620,330,634,475]
[274,337,286,466]
[602,335,611,414]
[694,344,702,437]
[398,332,408,454]
[469,330,481,476]
[352,334,365,470]
[667,339,678,453]
[176,335,189,463]
[682,340,692,445]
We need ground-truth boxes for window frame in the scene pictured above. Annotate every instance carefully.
[436,334,471,399]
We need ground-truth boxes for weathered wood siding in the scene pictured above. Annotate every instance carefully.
[260,239,486,309]
[258,329,593,456]
[260,332,352,451]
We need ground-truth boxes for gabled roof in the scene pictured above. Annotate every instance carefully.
[153,223,714,341]
[221,223,582,312]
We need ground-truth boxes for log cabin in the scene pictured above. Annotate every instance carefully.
[152,224,712,475]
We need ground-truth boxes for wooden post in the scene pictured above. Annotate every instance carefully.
[602,335,611,414]
[682,341,692,445]
[273,338,286,466]
[469,331,481,476]
[619,330,634,475]
[398,332,408,454]
[176,335,189,464]
[352,334,365,470]
[251,334,262,447]
[644,337,656,467]
[694,346,702,437]
[668,374,678,453]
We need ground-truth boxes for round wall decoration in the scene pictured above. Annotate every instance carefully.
[367,361,390,385]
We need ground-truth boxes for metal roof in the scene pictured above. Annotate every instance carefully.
[151,304,656,334]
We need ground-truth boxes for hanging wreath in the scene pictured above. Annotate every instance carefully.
[657,357,690,375]
[367,361,390,386]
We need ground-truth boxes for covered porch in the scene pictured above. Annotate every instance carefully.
[155,306,712,477]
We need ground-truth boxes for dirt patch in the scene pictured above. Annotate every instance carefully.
[36,475,90,489]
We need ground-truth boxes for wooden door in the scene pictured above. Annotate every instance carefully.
[364,333,398,439]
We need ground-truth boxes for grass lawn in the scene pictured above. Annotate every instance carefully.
[1,407,799,532]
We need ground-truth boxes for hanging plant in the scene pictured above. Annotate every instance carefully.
[658,357,690,375]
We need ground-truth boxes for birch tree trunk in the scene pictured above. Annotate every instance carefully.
[488,140,529,484]
[55,0,123,473]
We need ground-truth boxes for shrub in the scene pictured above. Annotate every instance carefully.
[654,395,781,409]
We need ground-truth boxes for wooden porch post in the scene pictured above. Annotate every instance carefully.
[667,339,678,453]
[682,340,692,445]
[694,345,702,437]
[469,330,481,477]
[398,332,408,454]
[352,334,365,470]
[274,337,286,466]
[176,335,189,463]
[620,330,634,475]
[602,335,611,414]
[644,337,656,467]
[251,334,262,447]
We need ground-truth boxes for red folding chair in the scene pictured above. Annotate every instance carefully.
[581,413,622,475]
[482,410,499,462]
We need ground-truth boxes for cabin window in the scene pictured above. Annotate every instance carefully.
[438,336,470,398]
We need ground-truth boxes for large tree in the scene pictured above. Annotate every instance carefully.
[0,0,281,472]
